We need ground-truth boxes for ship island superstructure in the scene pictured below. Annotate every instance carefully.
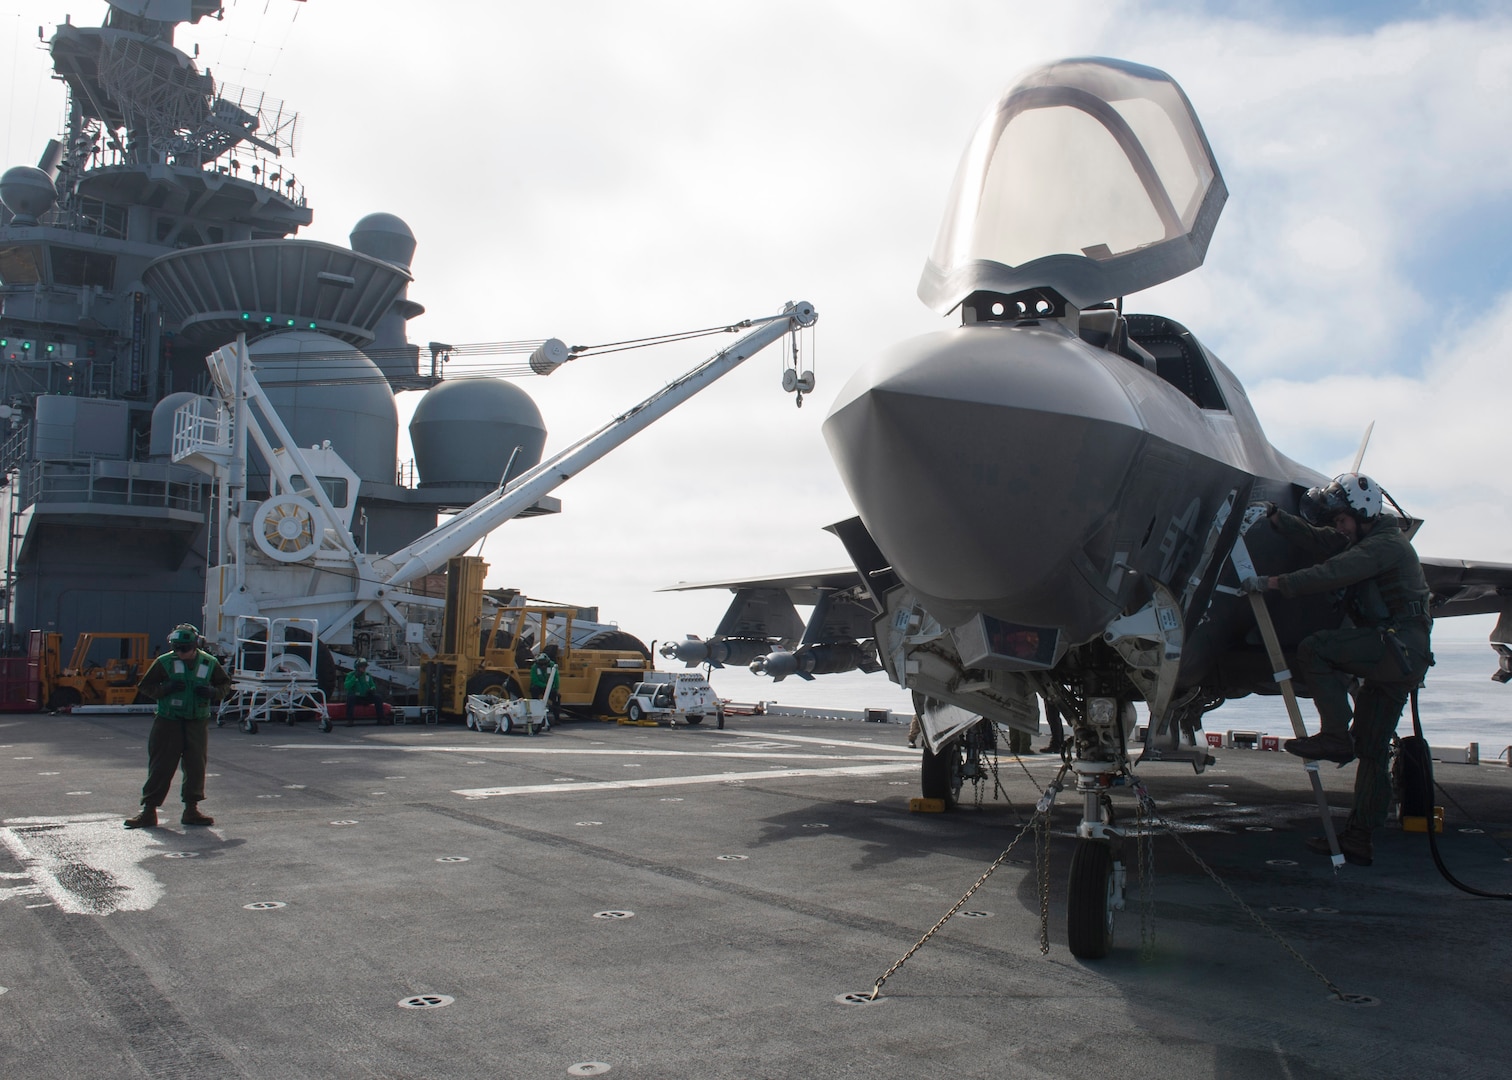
[0,1,554,651]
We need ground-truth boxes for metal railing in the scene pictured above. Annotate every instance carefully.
[22,458,206,514]
[172,396,229,463]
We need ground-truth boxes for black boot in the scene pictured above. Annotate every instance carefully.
[181,804,214,827]
[1305,825,1373,866]
[1283,731,1355,764]
[123,805,158,829]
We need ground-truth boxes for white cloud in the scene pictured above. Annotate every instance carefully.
[6,1,1512,650]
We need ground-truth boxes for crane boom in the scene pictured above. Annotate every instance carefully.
[182,301,815,667]
[377,300,816,586]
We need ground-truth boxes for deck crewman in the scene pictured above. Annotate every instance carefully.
[343,657,388,724]
[124,624,233,829]
[1244,473,1433,866]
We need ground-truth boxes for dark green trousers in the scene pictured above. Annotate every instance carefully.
[1296,627,1412,736]
[140,717,210,808]
[1297,624,1428,831]
[1348,684,1406,831]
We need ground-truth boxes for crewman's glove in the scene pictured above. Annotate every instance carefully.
[1263,501,1279,520]
[193,685,212,701]
[1240,576,1268,594]
[167,677,188,692]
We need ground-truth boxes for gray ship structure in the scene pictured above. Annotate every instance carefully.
[0,2,558,649]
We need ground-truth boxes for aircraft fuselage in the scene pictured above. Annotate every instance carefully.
[823,301,1329,696]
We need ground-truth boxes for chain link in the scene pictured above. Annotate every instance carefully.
[867,816,1037,999]
[1145,801,1351,1000]
[1036,812,1052,954]
[868,769,1068,999]
[1133,780,1157,960]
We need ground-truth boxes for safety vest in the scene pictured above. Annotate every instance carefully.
[156,650,218,721]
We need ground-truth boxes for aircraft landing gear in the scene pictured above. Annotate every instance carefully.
[919,719,997,808]
[1067,838,1119,958]
[1065,754,1128,959]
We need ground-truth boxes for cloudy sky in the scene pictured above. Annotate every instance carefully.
[4,0,1511,653]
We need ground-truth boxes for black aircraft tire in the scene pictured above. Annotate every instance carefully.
[919,741,958,807]
[1067,839,1117,959]
[684,715,704,725]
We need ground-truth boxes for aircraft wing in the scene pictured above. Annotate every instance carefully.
[659,567,880,679]
[1423,557,1512,620]
[659,569,864,607]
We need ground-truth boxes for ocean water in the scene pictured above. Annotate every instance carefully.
[691,639,1512,761]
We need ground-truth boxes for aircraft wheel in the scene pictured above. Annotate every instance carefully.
[627,702,644,722]
[1067,838,1117,959]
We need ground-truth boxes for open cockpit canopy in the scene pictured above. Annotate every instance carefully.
[918,57,1226,313]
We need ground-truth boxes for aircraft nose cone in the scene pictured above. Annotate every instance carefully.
[822,323,1144,633]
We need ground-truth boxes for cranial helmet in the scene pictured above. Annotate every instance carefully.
[1331,472,1382,520]
[1301,472,1382,525]
[169,625,199,647]
[355,657,369,668]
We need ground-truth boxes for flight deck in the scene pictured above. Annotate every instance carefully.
[2,712,1509,1080]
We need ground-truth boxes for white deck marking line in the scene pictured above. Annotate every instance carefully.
[715,730,1064,767]
[267,744,903,762]
[454,762,916,797]
[717,730,917,754]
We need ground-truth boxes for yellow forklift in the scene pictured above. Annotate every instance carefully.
[421,556,648,720]
[32,630,153,710]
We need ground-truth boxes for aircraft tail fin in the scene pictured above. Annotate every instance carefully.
[1351,421,1375,473]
